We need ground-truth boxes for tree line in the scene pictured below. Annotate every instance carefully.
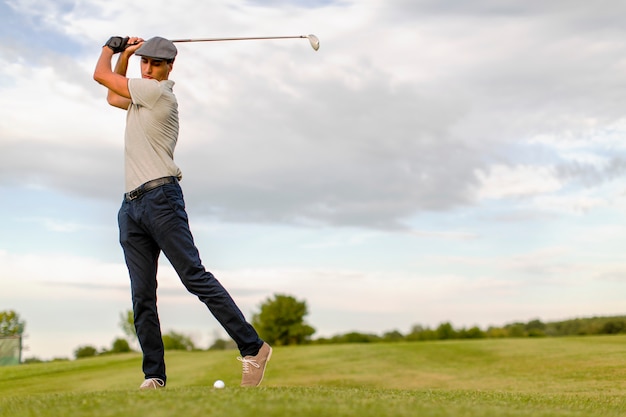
[4,297,626,363]
[313,315,626,344]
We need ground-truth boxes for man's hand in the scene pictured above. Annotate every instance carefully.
[104,36,144,54]
[123,37,144,55]
[104,36,129,54]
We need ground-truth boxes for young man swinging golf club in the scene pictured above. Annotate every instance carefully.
[93,35,271,389]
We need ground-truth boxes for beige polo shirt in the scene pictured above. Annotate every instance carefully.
[124,78,182,193]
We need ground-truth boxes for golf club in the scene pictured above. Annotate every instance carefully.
[170,34,320,51]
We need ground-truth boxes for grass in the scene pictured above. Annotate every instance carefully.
[1,336,626,416]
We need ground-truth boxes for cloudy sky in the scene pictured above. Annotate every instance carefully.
[1,0,626,360]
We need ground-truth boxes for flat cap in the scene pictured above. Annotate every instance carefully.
[135,36,177,60]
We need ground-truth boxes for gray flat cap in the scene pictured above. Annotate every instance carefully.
[135,36,177,60]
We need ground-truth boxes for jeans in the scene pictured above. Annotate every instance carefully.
[118,179,263,381]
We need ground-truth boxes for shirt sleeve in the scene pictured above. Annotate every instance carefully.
[128,78,163,109]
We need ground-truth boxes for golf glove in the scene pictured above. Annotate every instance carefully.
[104,36,129,54]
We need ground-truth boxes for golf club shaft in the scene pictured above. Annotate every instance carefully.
[171,35,307,43]
[170,34,319,51]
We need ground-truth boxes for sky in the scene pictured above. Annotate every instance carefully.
[1,0,626,360]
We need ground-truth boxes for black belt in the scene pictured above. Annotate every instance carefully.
[125,177,176,201]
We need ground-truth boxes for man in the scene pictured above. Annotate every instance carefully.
[93,36,271,389]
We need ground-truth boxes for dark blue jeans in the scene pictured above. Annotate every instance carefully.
[118,179,263,382]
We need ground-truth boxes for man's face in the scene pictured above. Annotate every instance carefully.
[140,57,173,81]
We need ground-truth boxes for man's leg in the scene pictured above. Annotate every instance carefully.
[144,183,264,357]
[118,200,166,383]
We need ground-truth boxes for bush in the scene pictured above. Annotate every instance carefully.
[74,345,98,359]
[459,326,487,339]
[162,331,195,351]
[383,330,405,342]
[209,338,237,350]
[602,320,626,335]
[436,322,457,340]
[111,338,132,353]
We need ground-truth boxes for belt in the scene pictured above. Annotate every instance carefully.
[125,177,176,202]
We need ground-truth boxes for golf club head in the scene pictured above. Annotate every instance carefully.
[307,34,320,51]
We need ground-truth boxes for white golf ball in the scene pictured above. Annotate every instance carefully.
[213,380,225,389]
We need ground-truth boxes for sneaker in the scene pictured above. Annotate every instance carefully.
[238,342,272,387]
[139,378,165,390]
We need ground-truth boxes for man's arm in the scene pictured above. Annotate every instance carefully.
[93,37,143,110]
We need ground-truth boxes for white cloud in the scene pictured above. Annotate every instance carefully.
[476,165,562,200]
[0,250,128,290]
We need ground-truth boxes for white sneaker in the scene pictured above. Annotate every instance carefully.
[139,378,165,390]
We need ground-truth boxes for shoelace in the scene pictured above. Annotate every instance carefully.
[140,378,165,389]
[237,356,261,374]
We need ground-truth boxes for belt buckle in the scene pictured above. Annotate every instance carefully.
[127,189,140,201]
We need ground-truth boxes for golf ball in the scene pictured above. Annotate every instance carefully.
[213,380,225,389]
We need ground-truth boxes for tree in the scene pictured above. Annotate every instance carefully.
[0,310,26,336]
[525,319,547,337]
[383,330,405,342]
[329,332,380,344]
[119,310,137,342]
[252,294,315,346]
[459,326,486,339]
[406,324,437,341]
[436,322,457,340]
[209,338,237,350]
[505,322,527,338]
[602,320,626,335]
[74,345,98,359]
[110,338,132,353]
[162,331,196,351]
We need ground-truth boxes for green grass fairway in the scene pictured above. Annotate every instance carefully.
[2,336,626,416]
